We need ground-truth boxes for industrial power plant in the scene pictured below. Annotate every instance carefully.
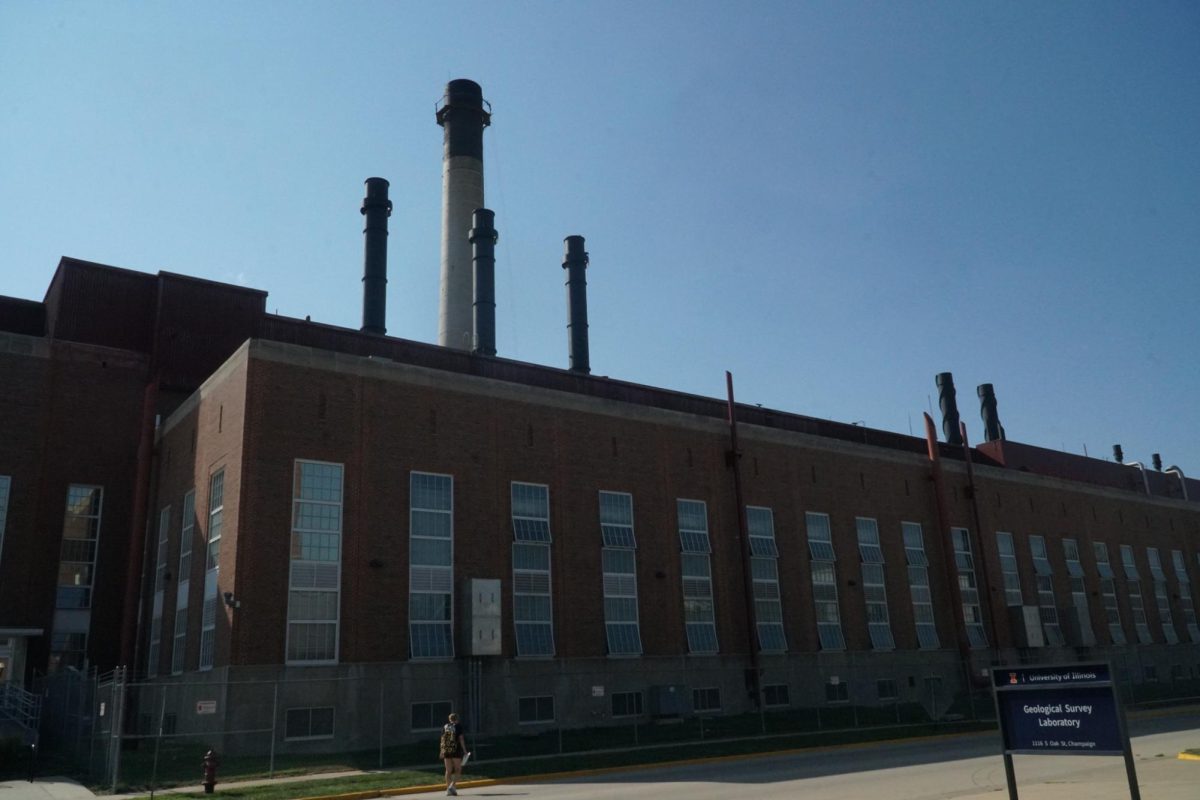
[1,80,1198,777]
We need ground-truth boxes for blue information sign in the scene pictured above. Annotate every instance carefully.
[992,664,1124,755]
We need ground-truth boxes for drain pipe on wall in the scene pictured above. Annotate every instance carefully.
[1164,467,1189,501]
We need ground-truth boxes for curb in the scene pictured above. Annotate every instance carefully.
[1178,751,1200,762]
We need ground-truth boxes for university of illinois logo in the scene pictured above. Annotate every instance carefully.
[1009,672,1018,685]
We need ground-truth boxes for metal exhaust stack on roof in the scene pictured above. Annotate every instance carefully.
[436,79,490,350]
[935,372,963,445]
[976,383,1005,442]
[563,235,590,374]
[360,178,392,335]
[1152,453,1162,471]
[470,208,497,357]
[1113,444,1124,463]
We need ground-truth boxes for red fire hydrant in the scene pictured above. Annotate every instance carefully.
[202,749,219,794]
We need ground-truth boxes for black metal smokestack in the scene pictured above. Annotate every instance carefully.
[977,383,1005,442]
[563,235,590,374]
[437,79,490,350]
[470,208,497,357]
[1113,444,1124,463]
[360,177,392,335]
[1152,453,1162,471]
[935,372,963,446]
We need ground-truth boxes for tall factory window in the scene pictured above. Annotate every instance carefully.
[57,485,103,609]
[1093,542,1125,645]
[0,475,10,572]
[995,532,1023,606]
[200,471,225,670]
[599,491,642,655]
[678,499,718,654]
[1146,548,1178,645]
[1171,550,1200,643]
[512,482,554,656]
[856,518,893,650]
[1062,539,1093,644]
[50,485,103,673]
[172,490,195,675]
[148,506,170,677]
[1029,535,1063,646]
[747,506,786,652]
[286,461,343,665]
[1120,545,1152,644]
[806,512,844,650]
[950,527,988,648]
[410,472,454,659]
[902,522,939,649]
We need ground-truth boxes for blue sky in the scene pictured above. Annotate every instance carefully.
[2,2,1198,472]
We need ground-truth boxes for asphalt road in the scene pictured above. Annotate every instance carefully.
[443,712,1200,800]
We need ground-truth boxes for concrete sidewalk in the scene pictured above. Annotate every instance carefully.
[0,778,97,800]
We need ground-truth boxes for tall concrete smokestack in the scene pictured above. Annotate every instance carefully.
[360,177,392,335]
[563,235,590,374]
[470,208,497,357]
[977,383,1005,443]
[935,372,963,446]
[436,79,490,350]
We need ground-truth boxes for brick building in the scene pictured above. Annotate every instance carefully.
[2,255,1200,746]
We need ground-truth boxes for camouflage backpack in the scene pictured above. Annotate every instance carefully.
[439,723,456,758]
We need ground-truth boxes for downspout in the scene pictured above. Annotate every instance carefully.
[725,372,763,713]
[1165,467,1189,501]
[1125,461,1151,496]
[119,376,160,667]
[959,421,1003,653]
[923,413,970,661]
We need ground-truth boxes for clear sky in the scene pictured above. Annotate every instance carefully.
[3,2,1197,473]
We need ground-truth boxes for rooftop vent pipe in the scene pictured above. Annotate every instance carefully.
[470,208,497,357]
[1152,453,1163,471]
[935,372,963,446]
[360,177,392,335]
[563,235,590,374]
[1165,466,1189,501]
[437,79,490,350]
[976,383,1005,443]
[1113,444,1124,463]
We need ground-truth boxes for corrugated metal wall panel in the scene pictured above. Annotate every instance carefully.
[0,296,45,336]
[44,259,156,352]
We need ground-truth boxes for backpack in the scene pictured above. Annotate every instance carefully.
[439,723,456,758]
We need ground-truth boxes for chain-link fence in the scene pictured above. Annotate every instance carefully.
[32,643,1200,792]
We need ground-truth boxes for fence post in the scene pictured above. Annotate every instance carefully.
[268,681,279,778]
[150,685,166,799]
[110,666,126,793]
[378,679,384,770]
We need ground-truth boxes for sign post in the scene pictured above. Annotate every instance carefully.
[991,663,1139,800]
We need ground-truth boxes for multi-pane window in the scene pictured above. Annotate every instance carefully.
[856,518,893,650]
[748,506,786,652]
[411,700,452,730]
[807,512,844,650]
[902,522,939,649]
[1146,548,1177,645]
[0,475,10,572]
[1172,550,1200,643]
[996,532,1023,606]
[148,506,170,676]
[825,680,849,703]
[57,485,103,609]
[599,491,642,655]
[1029,535,1063,646]
[950,528,988,648]
[692,687,721,712]
[518,695,555,723]
[48,633,87,673]
[410,472,454,659]
[1062,539,1094,645]
[763,684,790,707]
[513,483,554,656]
[611,691,643,717]
[1120,545,1152,644]
[200,470,224,671]
[287,461,343,664]
[284,707,334,740]
[172,490,195,675]
[1093,543,1125,645]
[678,500,718,654]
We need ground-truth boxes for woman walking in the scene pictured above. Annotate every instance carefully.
[439,712,467,795]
